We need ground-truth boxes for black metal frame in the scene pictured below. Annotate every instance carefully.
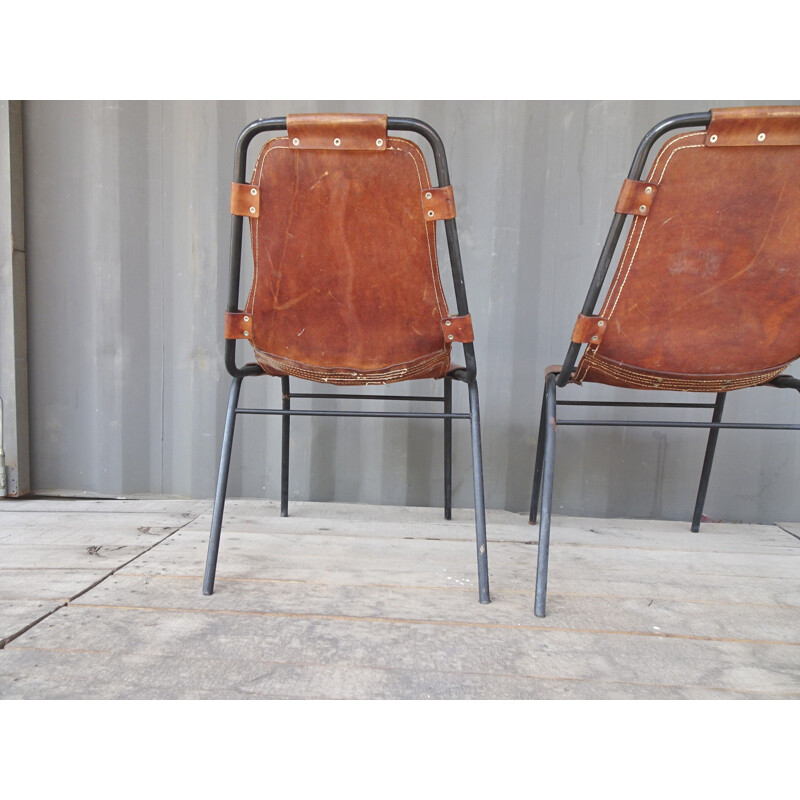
[528,111,800,617]
[203,117,490,604]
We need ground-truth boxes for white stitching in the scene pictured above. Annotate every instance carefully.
[387,137,447,322]
[247,134,452,375]
[602,133,706,322]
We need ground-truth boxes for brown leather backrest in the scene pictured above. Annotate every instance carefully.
[238,114,464,385]
[575,106,800,392]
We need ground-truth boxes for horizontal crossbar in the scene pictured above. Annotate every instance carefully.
[236,408,470,419]
[287,393,445,402]
[558,400,715,409]
[556,419,800,430]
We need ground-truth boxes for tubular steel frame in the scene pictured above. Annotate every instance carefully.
[528,111,800,617]
[203,117,490,604]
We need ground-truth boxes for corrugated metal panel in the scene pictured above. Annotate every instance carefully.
[21,99,800,522]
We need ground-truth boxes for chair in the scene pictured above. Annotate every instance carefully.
[203,113,490,604]
[529,106,800,617]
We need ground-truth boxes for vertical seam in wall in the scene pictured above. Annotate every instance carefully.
[159,101,165,493]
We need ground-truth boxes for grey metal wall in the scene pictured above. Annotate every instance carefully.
[21,99,800,523]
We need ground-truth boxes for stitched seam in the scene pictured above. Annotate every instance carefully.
[250,138,450,360]
[254,347,449,385]
[581,355,787,390]
[602,135,707,323]
[583,133,708,384]
[387,137,448,323]
[647,131,704,178]
[601,133,705,318]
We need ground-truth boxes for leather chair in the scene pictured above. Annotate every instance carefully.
[203,114,490,604]
[529,106,800,617]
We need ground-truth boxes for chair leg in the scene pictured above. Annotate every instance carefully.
[444,377,452,520]
[691,392,727,533]
[528,388,549,524]
[467,378,490,604]
[203,375,244,596]
[534,373,558,618]
[281,375,291,517]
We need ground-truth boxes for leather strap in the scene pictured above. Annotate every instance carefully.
[422,186,456,220]
[615,179,657,216]
[441,315,474,343]
[225,311,253,340]
[286,114,388,151]
[230,183,260,218]
[571,314,608,344]
[706,106,800,147]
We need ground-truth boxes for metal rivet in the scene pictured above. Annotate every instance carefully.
[639,204,647,213]
[597,320,604,327]
[250,188,257,195]
[591,335,598,341]
[333,138,341,146]
[376,138,383,147]
[292,137,300,146]
[448,334,454,341]
[249,207,256,214]
[445,320,452,326]
[644,186,652,195]
[709,134,718,143]
[244,331,249,337]
[243,316,250,322]
[758,132,766,142]
[427,210,435,218]
[425,192,432,199]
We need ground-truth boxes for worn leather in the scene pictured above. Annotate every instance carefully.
[287,114,388,151]
[614,178,657,216]
[224,311,253,340]
[706,106,800,147]
[571,314,608,344]
[422,186,456,220]
[243,120,461,385]
[576,107,800,392]
[441,314,474,343]
[230,182,260,217]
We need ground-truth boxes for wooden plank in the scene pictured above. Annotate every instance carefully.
[0,544,153,570]
[183,512,800,555]
[73,573,800,644]
[0,511,193,544]
[777,522,800,541]
[1,649,792,700]
[0,498,211,515]
[7,604,800,694]
[0,600,63,645]
[0,569,110,601]
[119,529,800,584]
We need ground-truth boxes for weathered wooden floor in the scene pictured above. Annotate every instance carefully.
[1,497,798,699]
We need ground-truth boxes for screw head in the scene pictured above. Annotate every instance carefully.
[292,137,300,146]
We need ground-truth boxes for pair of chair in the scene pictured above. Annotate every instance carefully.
[203,107,800,617]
